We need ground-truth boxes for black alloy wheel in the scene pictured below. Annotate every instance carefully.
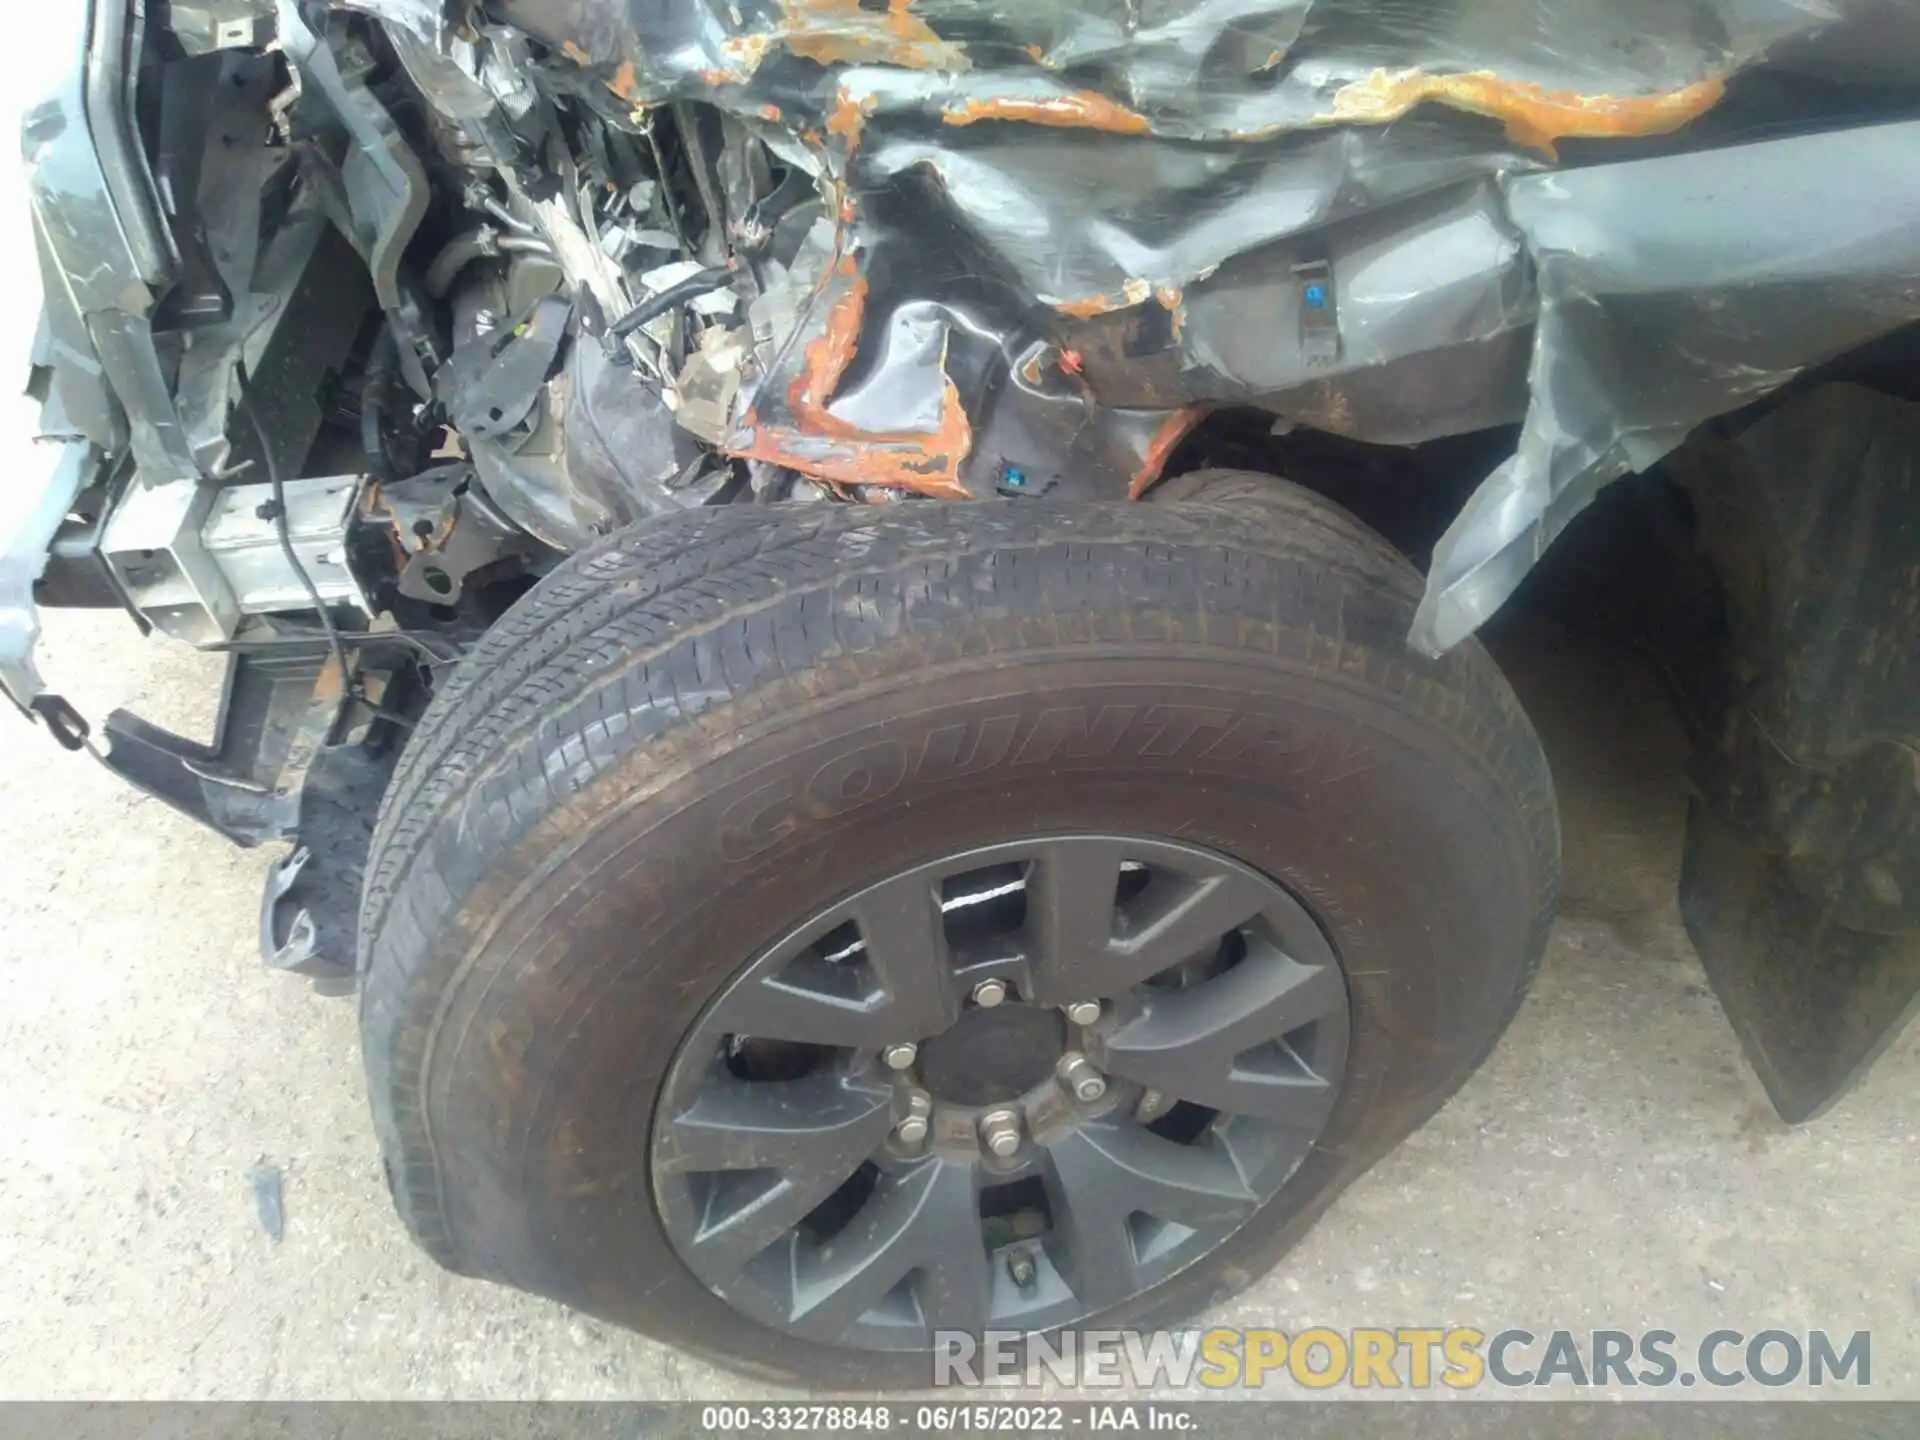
[652,836,1350,1347]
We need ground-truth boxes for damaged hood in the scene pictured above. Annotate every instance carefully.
[454,0,1919,647]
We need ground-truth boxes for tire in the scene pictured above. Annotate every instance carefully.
[358,489,1558,1386]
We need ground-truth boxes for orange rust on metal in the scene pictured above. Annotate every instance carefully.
[721,33,775,70]
[730,273,974,499]
[417,501,460,556]
[359,482,408,569]
[778,0,968,72]
[1325,68,1727,157]
[733,413,974,499]
[786,279,870,432]
[827,85,878,141]
[1056,293,1125,318]
[561,40,590,64]
[1128,406,1211,498]
[1154,285,1184,340]
[609,59,641,103]
[760,103,784,122]
[311,653,346,704]
[1054,277,1152,319]
[696,34,775,86]
[941,91,1151,135]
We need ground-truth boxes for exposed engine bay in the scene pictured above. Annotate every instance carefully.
[8,0,1920,1113]
[20,0,1920,682]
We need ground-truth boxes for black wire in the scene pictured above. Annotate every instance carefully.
[359,324,398,480]
[606,266,734,342]
[234,359,353,695]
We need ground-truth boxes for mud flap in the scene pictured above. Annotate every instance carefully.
[1674,384,1920,1121]
[1682,805,1920,1122]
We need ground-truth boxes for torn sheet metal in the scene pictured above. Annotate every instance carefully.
[472,0,1915,638]
[1414,117,1920,654]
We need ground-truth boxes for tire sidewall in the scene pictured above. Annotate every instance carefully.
[400,646,1544,1385]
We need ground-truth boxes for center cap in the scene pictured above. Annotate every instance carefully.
[916,1002,1066,1106]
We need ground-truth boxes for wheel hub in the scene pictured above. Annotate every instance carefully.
[914,1001,1064,1106]
[650,834,1352,1352]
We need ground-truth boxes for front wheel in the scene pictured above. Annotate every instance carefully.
[358,492,1558,1385]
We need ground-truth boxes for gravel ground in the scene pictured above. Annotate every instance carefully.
[0,11,1914,1405]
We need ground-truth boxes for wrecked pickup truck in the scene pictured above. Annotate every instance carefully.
[11,0,1920,1381]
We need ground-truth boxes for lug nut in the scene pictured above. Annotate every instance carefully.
[883,1042,918,1071]
[1007,1248,1039,1291]
[1057,1051,1108,1102]
[971,978,1009,1008]
[895,1114,930,1147]
[1064,999,1102,1027]
[978,1107,1022,1158]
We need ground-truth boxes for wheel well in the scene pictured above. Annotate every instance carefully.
[1158,409,1514,571]
[1156,319,1920,1122]
[1157,319,1920,708]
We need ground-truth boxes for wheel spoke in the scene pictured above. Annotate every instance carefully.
[848,878,961,1037]
[1029,847,1273,1003]
[1112,871,1273,983]
[1102,943,1346,1122]
[786,1160,989,1341]
[1024,839,1129,1005]
[684,1169,847,1278]
[658,1068,895,1174]
[714,877,957,1049]
[657,1070,896,1277]
[1043,1121,1258,1308]
[714,974,915,1049]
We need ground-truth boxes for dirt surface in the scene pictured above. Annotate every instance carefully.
[0,12,1914,1406]
[4,602,1916,1400]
